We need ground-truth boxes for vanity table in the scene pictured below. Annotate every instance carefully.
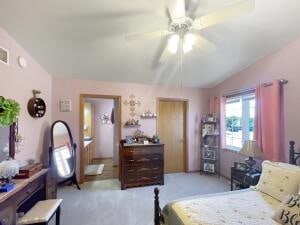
[0,169,56,225]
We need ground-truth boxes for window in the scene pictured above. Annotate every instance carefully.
[225,92,255,151]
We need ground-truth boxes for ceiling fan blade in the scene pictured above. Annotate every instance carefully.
[167,0,186,22]
[159,44,172,63]
[193,0,255,30]
[125,30,169,41]
[185,0,200,18]
[193,34,216,52]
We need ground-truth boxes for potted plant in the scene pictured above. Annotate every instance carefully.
[0,96,20,127]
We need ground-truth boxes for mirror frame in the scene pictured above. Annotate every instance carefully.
[9,123,16,159]
[50,120,75,179]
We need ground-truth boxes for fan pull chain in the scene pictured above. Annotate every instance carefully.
[180,38,183,91]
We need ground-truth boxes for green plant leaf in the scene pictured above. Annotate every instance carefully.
[0,97,21,127]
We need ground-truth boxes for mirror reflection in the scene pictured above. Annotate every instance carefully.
[0,127,9,162]
[52,122,73,178]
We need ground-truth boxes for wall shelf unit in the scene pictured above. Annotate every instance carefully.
[123,124,141,128]
[200,114,220,176]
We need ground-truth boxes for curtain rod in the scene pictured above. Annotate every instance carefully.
[223,79,288,98]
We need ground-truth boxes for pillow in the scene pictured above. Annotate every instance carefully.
[253,160,300,201]
[273,194,300,225]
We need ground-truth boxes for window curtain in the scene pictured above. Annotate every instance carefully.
[254,80,284,161]
[209,96,226,149]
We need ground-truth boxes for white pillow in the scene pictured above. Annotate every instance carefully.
[253,160,300,201]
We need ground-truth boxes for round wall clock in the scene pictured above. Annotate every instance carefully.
[18,56,27,68]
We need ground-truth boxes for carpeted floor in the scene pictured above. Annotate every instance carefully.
[57,173,230,225]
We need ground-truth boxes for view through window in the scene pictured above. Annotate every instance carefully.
[225,92,255,151]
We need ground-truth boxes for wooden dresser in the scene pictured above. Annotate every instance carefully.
[0,169,56,225]
[119,141,164,190]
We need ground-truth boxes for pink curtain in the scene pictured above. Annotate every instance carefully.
[209,96,226,149]
[254,80,284,161]
[209,96,220,114]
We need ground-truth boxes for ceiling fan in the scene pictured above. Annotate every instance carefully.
[125,0,255,63]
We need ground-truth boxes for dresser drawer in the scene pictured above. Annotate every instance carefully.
[123,147,163,157]
[125,173,163,185]
[122,154,163,165]
[15,176,44,207]
[124,163,163,175]
[0,200,15,225]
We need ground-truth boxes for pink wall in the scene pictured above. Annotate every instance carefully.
[0,27,52,166]
[207,38,300,178]
[52,78,209,173]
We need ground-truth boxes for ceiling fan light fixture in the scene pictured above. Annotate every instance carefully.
[168,34,180,54]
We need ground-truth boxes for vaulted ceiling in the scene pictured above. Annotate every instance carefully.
[0,0,300,87]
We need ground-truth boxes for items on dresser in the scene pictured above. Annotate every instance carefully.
[50,120,80,190]
[0,169,56,225]
[15,163,42,179]
[200,114,220,175]
[231,164,261,191]
[0,158,19,192]
[119,140,164,190]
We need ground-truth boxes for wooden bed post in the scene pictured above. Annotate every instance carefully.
[154,188,164,225]
[289,141,295,165]
[154,188,160,225]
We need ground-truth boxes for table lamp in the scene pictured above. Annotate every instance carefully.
[0,158,19,192]
[240,140,263,172]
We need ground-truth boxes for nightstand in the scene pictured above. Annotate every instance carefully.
[231,166,261,191]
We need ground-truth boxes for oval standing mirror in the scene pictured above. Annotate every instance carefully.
[50,120,80,190]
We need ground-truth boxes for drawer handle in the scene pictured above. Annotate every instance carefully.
[137,177,151,181]
[137,158,151,162]
[152,176,158,179]
[152,167,159,170]
[26,188,33,195]
[129,159,135,162]
[138,167,150,172]
[128,169,134,172]
[153,157,160,160]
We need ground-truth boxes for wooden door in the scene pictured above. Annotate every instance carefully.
[158,100,186,173]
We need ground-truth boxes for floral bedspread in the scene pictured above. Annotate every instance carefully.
[163,189,281,225]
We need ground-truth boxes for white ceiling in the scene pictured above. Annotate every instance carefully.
[0,0,300,87]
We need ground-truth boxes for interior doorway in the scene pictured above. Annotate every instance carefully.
[157,98,188,173]
[79,94,121,183]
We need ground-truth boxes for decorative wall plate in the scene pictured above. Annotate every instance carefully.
[27,90,46,118]
[27,98,46,118]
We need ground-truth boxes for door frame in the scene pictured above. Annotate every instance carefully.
[79,94,122,183]
[156,97,189,173]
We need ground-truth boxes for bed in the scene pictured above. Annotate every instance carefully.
[154,141,300,225]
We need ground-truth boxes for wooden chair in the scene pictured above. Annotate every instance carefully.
[18,199,62,225]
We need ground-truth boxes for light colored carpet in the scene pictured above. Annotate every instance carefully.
[85,164,104,176]
[57,173,230,225]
